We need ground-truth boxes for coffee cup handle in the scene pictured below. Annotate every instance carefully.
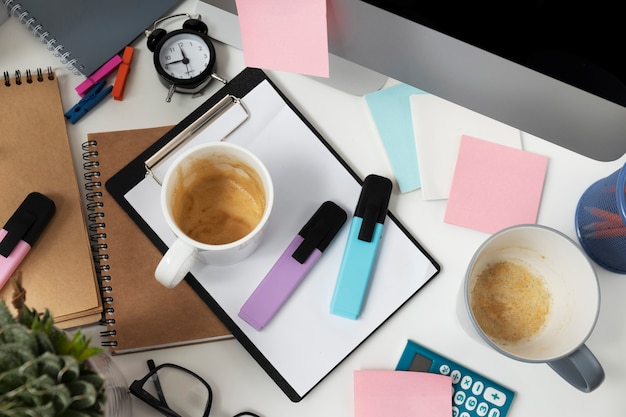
[155,238,197,288]
[547,344,605,392]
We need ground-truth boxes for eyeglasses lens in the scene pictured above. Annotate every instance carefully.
[145,366,210,417]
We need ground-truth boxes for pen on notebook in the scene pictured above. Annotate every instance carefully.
[0,192,55,290]
[330,174,392,319]
[239,201,347,330]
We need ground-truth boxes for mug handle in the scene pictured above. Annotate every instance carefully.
[155,238,197,288]
[547,344,605,392]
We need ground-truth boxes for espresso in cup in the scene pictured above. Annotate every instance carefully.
[155,142,273,289]
[470,260,552,346]
[171,154,266,245]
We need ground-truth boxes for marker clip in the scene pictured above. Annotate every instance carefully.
[239,201,347,330]
[0,192,55,289]
[330,174,392,319]
[65,79,113,124]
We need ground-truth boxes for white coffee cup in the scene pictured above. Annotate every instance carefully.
[458,224,604,392]
[155,142,274,288]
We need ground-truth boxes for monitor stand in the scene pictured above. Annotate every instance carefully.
[196,0,388,96]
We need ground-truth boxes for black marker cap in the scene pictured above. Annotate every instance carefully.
[354,174,392,242]
[0,192,56,257]
[292,201,347,264]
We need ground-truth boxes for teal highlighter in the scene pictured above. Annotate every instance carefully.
[330,174,392,319]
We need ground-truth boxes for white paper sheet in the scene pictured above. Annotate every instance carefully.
[125,80,439,399]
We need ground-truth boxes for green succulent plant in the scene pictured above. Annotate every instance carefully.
[0,299,106,417]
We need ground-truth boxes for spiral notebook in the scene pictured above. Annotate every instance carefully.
[0,68,102,328]
[107,67,440,401]
[2,0,179,76]
[83,127,231,354]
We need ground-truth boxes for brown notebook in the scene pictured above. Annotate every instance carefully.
[0,68,102,328]
[85,126,231,354]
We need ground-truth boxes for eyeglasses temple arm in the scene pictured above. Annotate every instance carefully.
[147,359,169,406]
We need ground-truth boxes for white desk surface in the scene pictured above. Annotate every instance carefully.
[2,1,625,415]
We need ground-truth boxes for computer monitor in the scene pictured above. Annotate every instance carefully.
[198,0,626,162]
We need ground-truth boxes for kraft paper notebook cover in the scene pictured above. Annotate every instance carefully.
[3,0,179,76]
[84,126,231,354]
[0,67,101,328]
[106,67,440,401]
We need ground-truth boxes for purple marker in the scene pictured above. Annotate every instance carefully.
[238,201,347,330]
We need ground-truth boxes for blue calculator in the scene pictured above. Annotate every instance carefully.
[396,340,515,417]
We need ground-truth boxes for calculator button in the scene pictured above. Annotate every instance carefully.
[472,380,485,395]
[439,364,451,375]
[451,370,462,384]
[483,387,507,407]
[488,409,501,417]
[476,402,490,416]
[460,375,473,390]
[465,396,478,411]
[454,390,467,405]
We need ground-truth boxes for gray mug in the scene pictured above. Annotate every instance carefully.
[458,225,604,392]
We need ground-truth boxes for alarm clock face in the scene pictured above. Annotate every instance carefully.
[157,32,215,84]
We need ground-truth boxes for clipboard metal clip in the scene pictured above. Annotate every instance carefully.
[144,94,249,184]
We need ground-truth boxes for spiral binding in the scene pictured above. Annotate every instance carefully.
[2,0,82,75]
[81,139,118,347]
[3,67,54,87]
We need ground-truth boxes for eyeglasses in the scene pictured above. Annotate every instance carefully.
[129,360,261,417]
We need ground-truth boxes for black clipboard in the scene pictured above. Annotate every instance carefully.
[106,67,440,402]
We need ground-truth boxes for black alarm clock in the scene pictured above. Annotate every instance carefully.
[146,14,226,102]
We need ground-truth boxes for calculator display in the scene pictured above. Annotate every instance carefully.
[408,353,433,372]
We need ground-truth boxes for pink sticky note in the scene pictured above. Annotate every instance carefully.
[444,135,549,234]
[354,370,451,417]
[234,0,329,77]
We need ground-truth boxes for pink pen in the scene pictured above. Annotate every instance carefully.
[0,192,55,290]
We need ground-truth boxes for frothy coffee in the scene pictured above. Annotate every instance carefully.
[171,155,266,245]
[470,260,552,345]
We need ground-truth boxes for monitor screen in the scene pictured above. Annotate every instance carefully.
[361,0,626,108]
[198,0,626,161]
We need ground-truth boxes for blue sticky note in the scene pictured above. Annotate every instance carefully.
[365,84,426,193]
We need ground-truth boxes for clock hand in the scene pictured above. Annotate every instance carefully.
[179,45,190,65]
[165,46,191,70]
[178,45,193,76]
[165,58,185,66]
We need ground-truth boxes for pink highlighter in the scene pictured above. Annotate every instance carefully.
[0,192,55,289]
